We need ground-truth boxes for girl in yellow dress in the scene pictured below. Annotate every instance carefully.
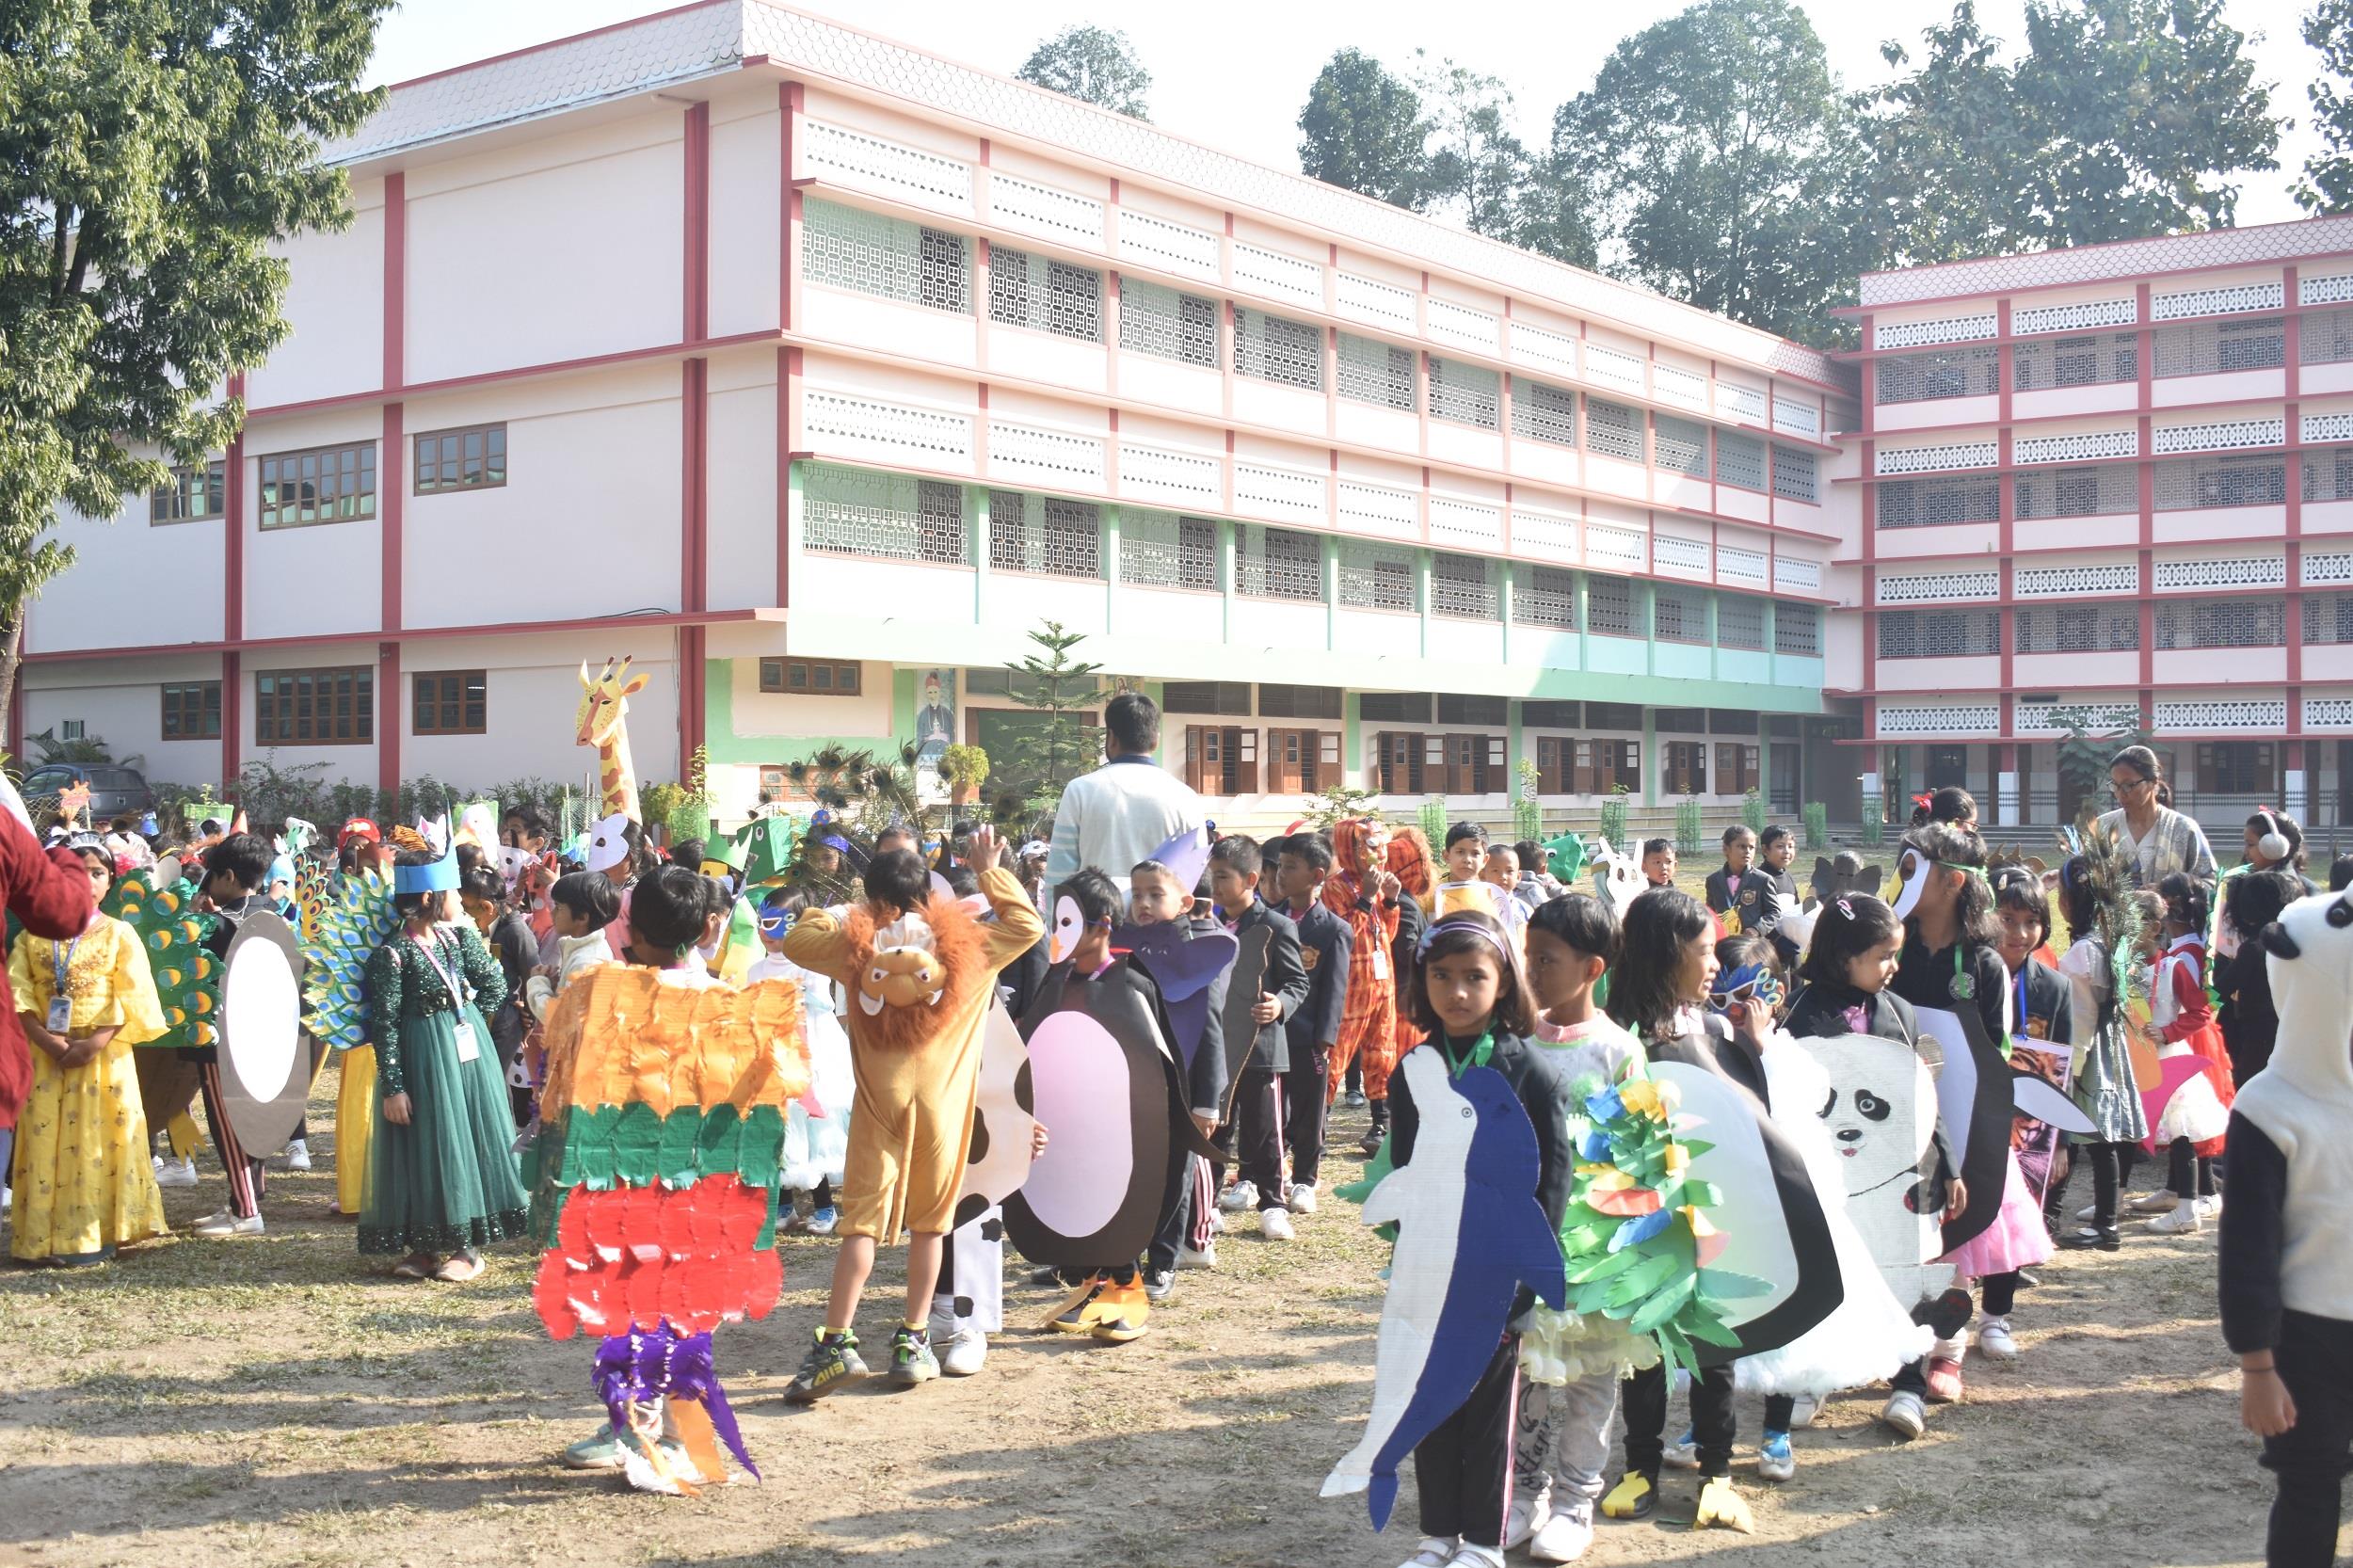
[8,839,168,1266]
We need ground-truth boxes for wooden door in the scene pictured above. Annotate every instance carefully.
[1268,728,1334,794]
[1537,736,1569,793]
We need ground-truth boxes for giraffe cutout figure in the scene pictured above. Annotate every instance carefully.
[576,656,649,825]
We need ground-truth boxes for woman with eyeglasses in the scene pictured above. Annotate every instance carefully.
[2096,745,2217,890]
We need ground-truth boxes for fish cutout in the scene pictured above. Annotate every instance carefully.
[1111,921,1239,1071]
[2014,1071,2096,1136]
[1321,1050,1567,1530]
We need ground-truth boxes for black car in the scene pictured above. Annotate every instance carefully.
[21,763,157,824]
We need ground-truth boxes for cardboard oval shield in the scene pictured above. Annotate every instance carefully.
[1001,959,1201,1268]
[217,908,310,1155]
[953,1003,1037,1230]
[1803,1033,1949,1304]
[1911,1002,2013,1254]
[1648,1058,1844,1363]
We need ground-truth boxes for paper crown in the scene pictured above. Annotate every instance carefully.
[392,843,461,895]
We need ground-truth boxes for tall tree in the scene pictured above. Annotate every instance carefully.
[0,1,388,734]
[1554,0,1867,344]
[1015,25,1151,120]
[2298,0,2353,213]
[1864,0,2285,264]
[1297,47,1439,212]
[1415,55,1531,241]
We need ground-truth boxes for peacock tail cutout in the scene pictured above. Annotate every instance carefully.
[104,869,219,1048]
[302,870,400,1052]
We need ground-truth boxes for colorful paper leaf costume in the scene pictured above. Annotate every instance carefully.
[530,967,809,1493]
[103,869,218,1048]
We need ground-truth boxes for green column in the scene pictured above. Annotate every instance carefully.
[1499,562,1514,667]
[1639,581,1657,679]
[1220,520,1238,644]
[1323,535,1340,649]
[1344,690,1364,792]
[1103,504,1120,627]
[1417,548,1433,660]
[1508,697,1526,822]
[1761,597,1780,686]
[1575,570,1590,672]
[1705,589,1721,682]
[971,486,990,624]
[1642,705,1658,808]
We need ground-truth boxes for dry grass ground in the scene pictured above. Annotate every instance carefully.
[0,1063,2294,1568]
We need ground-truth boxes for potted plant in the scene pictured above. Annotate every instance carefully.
[937,743,990,807]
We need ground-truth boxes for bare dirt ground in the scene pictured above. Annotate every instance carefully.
[0,1069,2292,1568]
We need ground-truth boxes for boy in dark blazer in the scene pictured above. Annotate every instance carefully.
[1208,834,1311,1246]
[1269,833,1351,1236]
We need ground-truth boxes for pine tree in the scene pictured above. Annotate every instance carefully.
[1001,621,1104,819]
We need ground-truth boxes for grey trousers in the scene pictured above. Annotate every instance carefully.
[1513,1371,1621,1515]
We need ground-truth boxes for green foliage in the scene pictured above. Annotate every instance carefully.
[1417,798,1449,846]
[937,743,990,792]
[1001,621,1104,819]
[1599,795,1628,849]
[1741,789,1768,835]
[1513,796,1543,842]
[1860,0,2284,266]
[1861,791,1884,847]
[0,2,391,726]
[1554,0,1867,345]
[1298,47,1440,211]
[26,728,133,767]
[1016,24,1152,119]
[1801,801,1828,850]
[1674,795,1705,855]
[2056,706,2152,808]
[1304,780,1384,830]
[2300,0,2353,213]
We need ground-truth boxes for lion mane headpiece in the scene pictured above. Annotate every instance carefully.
[839,893,988,1051]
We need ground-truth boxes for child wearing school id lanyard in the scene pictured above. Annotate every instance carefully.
[361,845,530,1283]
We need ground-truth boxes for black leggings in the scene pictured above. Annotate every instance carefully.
[2265,1310,2353,1568]
[2168,1137,2217,1200]
[2048,1140,2140,1229]
[1625,1360,1735,1479]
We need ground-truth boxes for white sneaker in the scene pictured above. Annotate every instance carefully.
[2195,1193,2223,1220]
[1881,1389,1927,1439]
[1530,1506,1595,1563]
[1178,1240,1219,1270]
[1287,1183,1320,1216]
[939,1323,988,1376]
[1219,1181,1258,1213]
[283,1138,312,1172]
[1446,1544,1503,1568]
[2074,1204,2098,1223]
[1207,1206,1227,1235]
[1976,1315,2019,1361]
[2146,1202,2201,1235]
[1259,1207,1297,1242]
[1787,1392,1820,1429]
[1756,1431,1797,1483]
[1662,1428,1701,1469]
[1504,1486,1552,1548]
[2128,1192,2179,1215]
[1398,1541,1454,1568]
[193,1209,264,1238]
[156,1157,199,1189]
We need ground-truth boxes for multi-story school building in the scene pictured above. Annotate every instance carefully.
[1846,220,2353,834]
[15,0,2345,840]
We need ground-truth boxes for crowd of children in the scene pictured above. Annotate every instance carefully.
[7,738,2352,1567]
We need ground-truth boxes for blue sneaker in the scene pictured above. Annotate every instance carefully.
[1758,1429,1795,1483]
[1663,1427,1701,1469]
[807,1206,839,1236]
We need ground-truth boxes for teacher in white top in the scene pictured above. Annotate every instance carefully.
[1043,691,1205,896]
[2094,744,2216,889]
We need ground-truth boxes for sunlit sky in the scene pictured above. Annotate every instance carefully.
[364,0,2326,230]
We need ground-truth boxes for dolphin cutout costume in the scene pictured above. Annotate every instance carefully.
[1322,1048,1568,1530]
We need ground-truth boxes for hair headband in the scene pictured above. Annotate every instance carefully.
[1417,915,1517,968]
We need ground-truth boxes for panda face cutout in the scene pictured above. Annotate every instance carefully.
[1048,894,1087,964]
[1820,1080,1913,1198]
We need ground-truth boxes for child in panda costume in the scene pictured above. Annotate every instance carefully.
[2221,884,2353,1567]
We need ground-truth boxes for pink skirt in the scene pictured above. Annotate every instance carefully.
[1940,1147,2054,1279]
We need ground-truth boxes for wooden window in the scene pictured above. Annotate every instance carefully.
[1522,700,1580,728]
[1257,683,1343,719]
[760,659,862,696]
[151,461,225,524]
[1360,693,1433,724]
[254,665,374,744]
[2195,742,2276,794]
[1570,739,1640,794]
[1375,730,1428,793]
[1436,694,1507,726]
[412,670,488,736]
[1662,741,1709,796]
[257,441,376,530]
[1266,728,1338,794]
[160,681,222,740]
[1714,743,1761,794]
[1163,681,1253,715]
[1443,733,1508,794]
[413,423,507,493]
[1184,726,1258,794]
